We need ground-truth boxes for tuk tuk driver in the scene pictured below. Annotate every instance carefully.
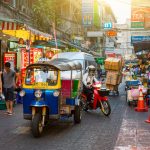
[82,65,98,103]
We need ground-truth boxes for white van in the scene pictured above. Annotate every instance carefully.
[52,52,97,79]
[52,52,96,72]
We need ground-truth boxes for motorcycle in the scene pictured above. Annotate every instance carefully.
[80,82,111,116]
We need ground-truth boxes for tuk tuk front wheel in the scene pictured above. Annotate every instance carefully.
[31,113,43,138]
[74,105,81,123]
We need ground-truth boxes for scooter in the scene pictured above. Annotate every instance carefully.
[80,82,111,116]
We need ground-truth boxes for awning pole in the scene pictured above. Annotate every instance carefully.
[52,22,57,49]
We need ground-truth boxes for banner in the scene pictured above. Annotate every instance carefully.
[82,0,93,26]
[3,52,17,70]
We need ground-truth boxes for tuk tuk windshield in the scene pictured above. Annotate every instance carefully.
[25,66,58,86]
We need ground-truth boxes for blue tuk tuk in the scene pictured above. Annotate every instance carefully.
[20,58,82,137]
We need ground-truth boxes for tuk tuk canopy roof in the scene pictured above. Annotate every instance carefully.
[28,58,82,71]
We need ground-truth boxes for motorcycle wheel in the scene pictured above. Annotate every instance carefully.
[74,105,82,123]
[31,113,43,138]
[100,101,111,116]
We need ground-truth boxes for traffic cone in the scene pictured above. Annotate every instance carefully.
[135,89,148,112]
[145,115,150,123]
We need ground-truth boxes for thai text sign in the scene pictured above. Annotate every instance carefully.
[82,0,93,26]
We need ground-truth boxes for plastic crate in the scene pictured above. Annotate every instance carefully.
[126,80,140,86]
[0,101,7,110]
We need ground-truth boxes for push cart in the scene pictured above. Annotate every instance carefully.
[125,80,141,106]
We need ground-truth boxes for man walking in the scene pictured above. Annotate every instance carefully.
[2,62,16,115]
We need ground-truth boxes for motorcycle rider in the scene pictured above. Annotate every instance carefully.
[82,65,98,103]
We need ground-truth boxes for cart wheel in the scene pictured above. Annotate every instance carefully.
[74,105,81,123]
[115,91,119,96]
[126,91,131,106]
[31,113,43,138]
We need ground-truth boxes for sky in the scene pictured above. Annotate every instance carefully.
[105,0,131,23]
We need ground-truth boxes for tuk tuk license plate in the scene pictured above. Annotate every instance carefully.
[34,82,48,89]
[60,106,71,114]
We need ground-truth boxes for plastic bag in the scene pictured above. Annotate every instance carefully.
[131,89,139,98]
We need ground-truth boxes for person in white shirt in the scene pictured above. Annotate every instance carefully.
[82,65,98,103]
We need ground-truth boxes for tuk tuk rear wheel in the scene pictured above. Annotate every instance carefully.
[31,113,43,138]
[74,105,81,123]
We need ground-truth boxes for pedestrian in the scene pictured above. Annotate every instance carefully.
[97,64,102,80]
[1,62,17,115]
[0,71,2,95]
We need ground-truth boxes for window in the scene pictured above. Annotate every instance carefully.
[25,66,58,86]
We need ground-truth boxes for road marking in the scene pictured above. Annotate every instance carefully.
[12,127,30,134]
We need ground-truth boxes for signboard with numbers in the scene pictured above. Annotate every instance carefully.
[131,7,150,28]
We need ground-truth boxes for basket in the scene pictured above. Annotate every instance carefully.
[98,88,110,96]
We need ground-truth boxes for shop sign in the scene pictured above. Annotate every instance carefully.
[105,47,114,54]
[87,31,103,37]
[131,36,150,43]
[3,52,17,70]
[144,13,150,29]
[104,22,112,29]
[131,7,150,28]
[131,31,150,36]
[131,22,144,28]
[21,48,43,78]
[106,30,117,37]
[82,0,93,26]
[45,50,54,59]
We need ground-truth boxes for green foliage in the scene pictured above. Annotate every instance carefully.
[32,0,62,32]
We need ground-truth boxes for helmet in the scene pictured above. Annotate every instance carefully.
[88,65,96,76]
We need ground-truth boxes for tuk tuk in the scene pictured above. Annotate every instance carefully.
[20,58,82,137]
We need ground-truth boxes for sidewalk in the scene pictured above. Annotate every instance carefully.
[114,99,150,150]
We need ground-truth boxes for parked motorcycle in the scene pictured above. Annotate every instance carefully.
[80,82,111,116]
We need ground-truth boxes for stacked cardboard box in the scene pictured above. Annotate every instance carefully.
[105,58,122,91]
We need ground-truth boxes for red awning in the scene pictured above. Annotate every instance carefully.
[1,21,22,30]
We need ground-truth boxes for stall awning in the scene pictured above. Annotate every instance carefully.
[133,40,150,53]
[0,18,52,41]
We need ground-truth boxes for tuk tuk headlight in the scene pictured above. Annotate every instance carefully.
[19,90,25,97]
[35,90,42,98]
[53,90,60,97]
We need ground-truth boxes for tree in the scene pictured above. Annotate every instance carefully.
[32,0,62,32]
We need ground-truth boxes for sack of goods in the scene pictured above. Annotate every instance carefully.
[131,89,140,99]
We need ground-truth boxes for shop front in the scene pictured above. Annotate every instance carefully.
[0,19,52,71]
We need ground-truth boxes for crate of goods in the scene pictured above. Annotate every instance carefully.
[105,58,122,71]
[106,71,119,85]
[126,80,140,86]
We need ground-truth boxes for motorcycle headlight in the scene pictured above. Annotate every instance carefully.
[35,90,42,98]
[19,90,25,97]
[53,90,60,97]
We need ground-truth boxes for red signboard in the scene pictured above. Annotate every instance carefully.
[3,52,17,70]
[21,48,43,78]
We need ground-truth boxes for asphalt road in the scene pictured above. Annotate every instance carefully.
[0,82,149,150]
